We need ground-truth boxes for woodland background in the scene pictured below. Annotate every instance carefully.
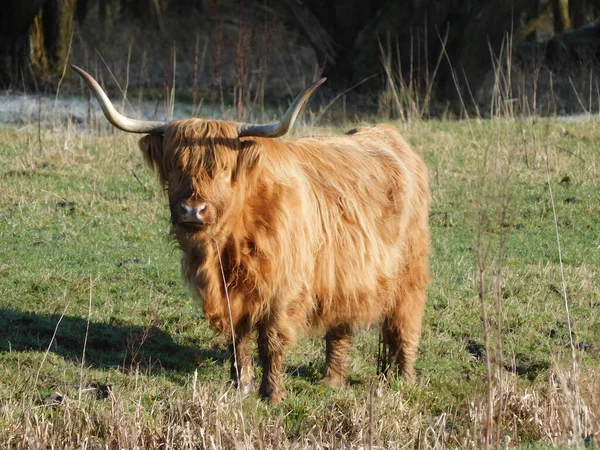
[3,0,600,117]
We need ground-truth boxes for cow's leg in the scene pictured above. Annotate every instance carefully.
[321,324,353,388]
[382,286,425,381]
[230,319,254,394]
[257,321,290,404]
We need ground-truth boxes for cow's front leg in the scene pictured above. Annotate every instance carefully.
[257,321,289,404]
[322,324,353,388]
[230,319,254,395]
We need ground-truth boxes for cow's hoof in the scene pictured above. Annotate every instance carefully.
[267,391,284,404]
[259,385,284,404]
[320,375,346,389]
[240,381,254,396]
[229,379,254,396]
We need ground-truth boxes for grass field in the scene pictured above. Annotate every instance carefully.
[0,117,598,448]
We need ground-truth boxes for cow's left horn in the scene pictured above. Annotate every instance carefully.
[237,77,326,138]
[71,65,168,134]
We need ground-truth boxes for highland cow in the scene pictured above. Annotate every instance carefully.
[72,65,430,403]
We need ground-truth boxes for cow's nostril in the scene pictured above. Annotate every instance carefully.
[180,203,191,216]
[198,203,207,213]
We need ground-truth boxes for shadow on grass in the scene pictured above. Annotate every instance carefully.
[286,363,323,383]
[0,308,228,374]
[1,308,376,387]
[285,362,366,387]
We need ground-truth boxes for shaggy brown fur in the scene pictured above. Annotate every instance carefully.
[139,119,430,403]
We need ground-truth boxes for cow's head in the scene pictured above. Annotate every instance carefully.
[72,65,325,234]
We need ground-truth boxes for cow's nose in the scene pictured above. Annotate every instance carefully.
[179,201,207,223]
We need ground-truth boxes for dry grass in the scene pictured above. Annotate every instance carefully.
[1,360,597,448]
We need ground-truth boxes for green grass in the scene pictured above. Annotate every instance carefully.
[0,118,598,448]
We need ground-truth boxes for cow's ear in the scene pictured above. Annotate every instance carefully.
[233,143,262,183]
[139,134,168,186]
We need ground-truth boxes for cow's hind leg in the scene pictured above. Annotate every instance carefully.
[321,324,353,388]
[230,319,254,394]
[382,287,425,381]
[257,321,291,404]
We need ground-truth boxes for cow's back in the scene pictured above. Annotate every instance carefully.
[277,125,429,329]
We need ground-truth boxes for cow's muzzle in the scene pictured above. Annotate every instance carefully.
[176,201,208,227]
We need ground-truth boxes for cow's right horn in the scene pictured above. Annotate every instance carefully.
[237,77,326,138]
[71,65,168,134]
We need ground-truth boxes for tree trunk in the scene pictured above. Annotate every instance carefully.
[0,0,46,87]
[0,0,78,88]
[518,20,600,69]
[524,0,541,41]
[569,0,587,29]
[280,0,388,87]
[37,0,78,78]
[553,0,572,33]
[441,0,531,111]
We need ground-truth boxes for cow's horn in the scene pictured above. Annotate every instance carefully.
[237,77,326,138]
[71,65,168,134]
